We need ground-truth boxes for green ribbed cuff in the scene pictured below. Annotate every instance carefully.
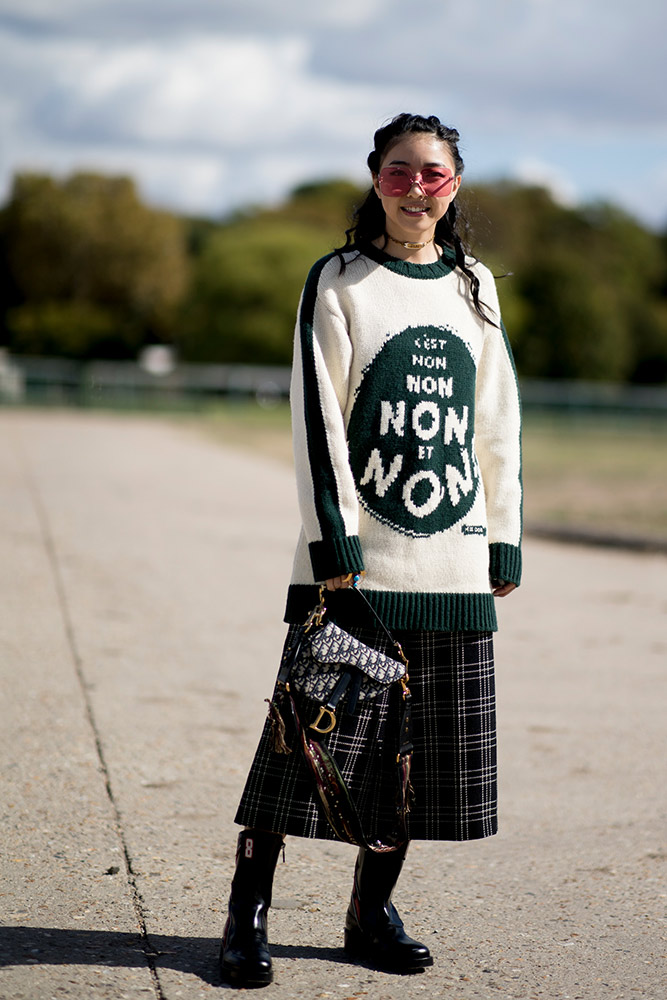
[308,534,365,582]
[489,542,522,586]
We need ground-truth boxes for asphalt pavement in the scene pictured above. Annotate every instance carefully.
[1,408,665,1000]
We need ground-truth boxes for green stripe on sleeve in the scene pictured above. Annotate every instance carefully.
[298,254,349,544]
[501,319,524,545]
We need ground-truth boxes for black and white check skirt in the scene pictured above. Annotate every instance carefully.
[234,626,497,842]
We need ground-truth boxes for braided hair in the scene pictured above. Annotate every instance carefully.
[337,113,494,325]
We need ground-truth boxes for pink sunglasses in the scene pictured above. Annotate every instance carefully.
[378,165,456,198]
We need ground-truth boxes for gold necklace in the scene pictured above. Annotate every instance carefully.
[386,233,435,251]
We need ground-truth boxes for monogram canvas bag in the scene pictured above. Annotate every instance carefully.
[267,585,414,852]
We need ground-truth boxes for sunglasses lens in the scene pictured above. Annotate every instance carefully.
[378,168,412,196]
[421,170,454,195]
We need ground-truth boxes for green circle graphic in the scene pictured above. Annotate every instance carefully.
[347,325,479,537]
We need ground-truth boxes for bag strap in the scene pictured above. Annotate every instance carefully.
[286,687,410,853]
[351,584,409,671]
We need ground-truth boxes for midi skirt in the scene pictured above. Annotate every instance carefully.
[234,625,497,842]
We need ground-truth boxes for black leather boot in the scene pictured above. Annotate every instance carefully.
[344,844,433,973]
[219,828,284,988]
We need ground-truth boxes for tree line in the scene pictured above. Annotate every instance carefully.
[1,170,665,383]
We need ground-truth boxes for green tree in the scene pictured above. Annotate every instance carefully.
[464,182,667,382]
[1,172,188,358]
[3,169,665,382]
[176,181,363,365]
[177,218,337,364]
[514,249,631,379]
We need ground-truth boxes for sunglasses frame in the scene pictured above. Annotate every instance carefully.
[378,166,457,198]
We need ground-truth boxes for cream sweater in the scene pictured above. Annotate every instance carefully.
[284,242,522,632]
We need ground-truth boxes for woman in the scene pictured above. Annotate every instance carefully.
[220,113,522,987]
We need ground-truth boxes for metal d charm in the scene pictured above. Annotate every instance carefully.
[309,705,337,734]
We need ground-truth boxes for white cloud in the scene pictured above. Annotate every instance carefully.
[306,0,667,135]
[35,35,314,146]
[3,0,387,38]
[0,23,428,214]
[0,0,665,226]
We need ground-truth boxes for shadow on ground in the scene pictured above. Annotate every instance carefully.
[0,926,351,987]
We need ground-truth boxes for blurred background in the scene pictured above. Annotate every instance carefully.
[1,0,665,547]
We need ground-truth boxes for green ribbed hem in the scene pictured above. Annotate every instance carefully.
[489,543,522,585]
[308,535,364,582]
[285,585,498,633]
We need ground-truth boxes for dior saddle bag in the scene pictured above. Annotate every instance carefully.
[266,583,414,852]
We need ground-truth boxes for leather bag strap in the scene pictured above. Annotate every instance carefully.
[286,687,408,853]
[350,585,409,671]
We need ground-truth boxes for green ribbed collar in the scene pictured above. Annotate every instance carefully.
[360,241,457,280]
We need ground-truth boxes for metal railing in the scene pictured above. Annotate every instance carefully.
[2,353,666,417]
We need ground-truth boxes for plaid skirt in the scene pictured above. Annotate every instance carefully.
[234,626,497,842]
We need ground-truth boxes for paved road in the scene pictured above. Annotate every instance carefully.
[1,409,665,1000]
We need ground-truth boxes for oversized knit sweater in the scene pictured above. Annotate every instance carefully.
[284,241,522,632]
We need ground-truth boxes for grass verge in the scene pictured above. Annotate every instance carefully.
[178,402,667,545]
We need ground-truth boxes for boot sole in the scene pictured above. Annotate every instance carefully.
[220,960,273,988]
[344,930,433,973]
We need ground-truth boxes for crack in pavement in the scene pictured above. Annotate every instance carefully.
[14,425,168,1000]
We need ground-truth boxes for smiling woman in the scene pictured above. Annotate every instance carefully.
[219,112,523,988]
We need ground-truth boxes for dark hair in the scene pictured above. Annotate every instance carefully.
[336,113,495,324]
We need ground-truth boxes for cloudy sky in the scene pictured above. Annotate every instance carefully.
[1,0,666,228]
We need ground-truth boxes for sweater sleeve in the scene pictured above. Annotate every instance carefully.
[473,274,523,586]
[291,256,365,582]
